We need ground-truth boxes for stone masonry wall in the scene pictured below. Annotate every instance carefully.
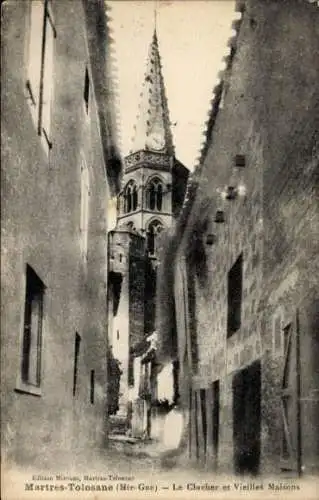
[173,0,319,475]
[129,235,147,349]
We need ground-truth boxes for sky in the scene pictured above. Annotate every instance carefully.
[107,0,236,170]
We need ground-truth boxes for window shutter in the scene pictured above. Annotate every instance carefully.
[29,297,41,385]
[40,1,56,146]
[181,260,198,372]
[22,266,44,388]
[27,1,45,109]
[280,311,301,473]
[80,161,90,258]
[174,262,187,363]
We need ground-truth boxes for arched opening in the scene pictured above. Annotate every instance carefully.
[124,181,138,213]
[149,184,156,210]
[132,185,138,211]
[146,178,163,212]
[156,183,163,211]
[147,220,163,256]
[126,186,132,213]
[147,225,155,255]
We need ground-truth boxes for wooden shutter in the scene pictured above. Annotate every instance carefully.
[194,390,200,460]
[188,388,192,458]
[27,1,45,109]
[280,310,301,474]
[181,261,198,371]
[40,0,56,144]
[80,160,90,258]
[174,260,187,364]
[200,389,207,457]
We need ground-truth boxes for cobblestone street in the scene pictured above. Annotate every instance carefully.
[106,436,163,474]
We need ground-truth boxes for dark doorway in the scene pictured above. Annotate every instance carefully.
[233,361,261,475]
[188,388,192,458]
[146,405,152,438]
[200,389,207,457]
[212,380,220,464]
[194,391,200,460]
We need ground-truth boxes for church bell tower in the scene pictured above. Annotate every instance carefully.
[108,22,188,427]
[117,27,182,260]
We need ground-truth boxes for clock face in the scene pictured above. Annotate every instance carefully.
[148,132,165,151]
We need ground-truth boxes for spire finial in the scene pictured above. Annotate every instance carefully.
[154,0,158,34]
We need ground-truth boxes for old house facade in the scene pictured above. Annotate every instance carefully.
[1,0,121,468]
[107,28,188,436]
[158,0,319,476]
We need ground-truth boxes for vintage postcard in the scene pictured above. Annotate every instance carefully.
[1,0,319,499]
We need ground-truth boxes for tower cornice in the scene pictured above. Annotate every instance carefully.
[124,150,173,174]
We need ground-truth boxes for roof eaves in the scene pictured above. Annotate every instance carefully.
[197,0,245,169]
[174,0,246,236]
[83,0,123,196]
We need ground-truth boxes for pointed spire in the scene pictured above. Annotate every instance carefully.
[129,13,175,156]
[154,0,157,34]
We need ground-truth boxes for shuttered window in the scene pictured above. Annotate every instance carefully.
[280,313,301,475]
[26,1,44,109]
[26,0,56,151]
[227,253,243,337]
[128,356,134,387]
[40,1,56,148]
[21,265,45,387]
[80,158,90,260]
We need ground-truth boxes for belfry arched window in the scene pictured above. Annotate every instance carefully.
[146,178,163,211]
[147,220,163,256]
[124,181,138,213]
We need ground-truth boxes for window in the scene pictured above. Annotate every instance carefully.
[146,178,163,211]
[26,0,56,149]
[90,370,95,404]
[147,220,163,256]
[83,67,89,114]
[80,158,90,260]
[116,330,120,341]
[26,1,44,108]
[21,265,45,387]
[227,253,243,337]
[128,356,134,387]
[73,333,81,397]
[124,181,138,213]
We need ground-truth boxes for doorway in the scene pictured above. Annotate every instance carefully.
[212,380,220,465]
[233,360,261,475]
[200,389,207,458]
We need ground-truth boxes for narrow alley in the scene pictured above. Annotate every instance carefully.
[1,1,319,499]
